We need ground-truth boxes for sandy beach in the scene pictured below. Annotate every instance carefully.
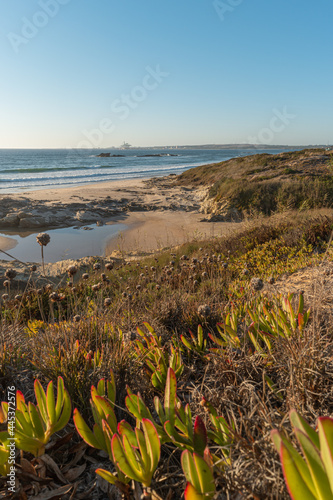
[0,174,240,256]
[104,210,240,256]
[0,174,242,287]
[0,176,204,230]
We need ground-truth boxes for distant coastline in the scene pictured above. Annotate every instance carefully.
[1,144,330,151]
[104,143,329,150]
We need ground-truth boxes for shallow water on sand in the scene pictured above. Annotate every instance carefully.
[0,223,127,263]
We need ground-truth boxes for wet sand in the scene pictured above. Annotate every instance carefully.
[0,235,18,252]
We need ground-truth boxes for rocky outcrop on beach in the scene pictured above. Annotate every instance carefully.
[0,176,208,231]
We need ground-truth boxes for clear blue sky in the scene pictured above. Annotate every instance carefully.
[1,0,332,148]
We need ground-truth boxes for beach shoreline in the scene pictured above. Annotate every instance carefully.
[0,174,242,287]
[0,172,241,254]
[0,175,206,231]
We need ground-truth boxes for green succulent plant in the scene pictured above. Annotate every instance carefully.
[14,376,71,457]
[182,449,215,500]
[271,410,333,500]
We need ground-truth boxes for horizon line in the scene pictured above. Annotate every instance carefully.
[0,143,330,150]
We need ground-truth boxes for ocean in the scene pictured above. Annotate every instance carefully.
[0,147,297,193]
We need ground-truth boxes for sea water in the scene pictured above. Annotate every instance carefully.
[0,147,296,193]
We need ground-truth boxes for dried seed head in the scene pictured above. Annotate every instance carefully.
[243,268,249,275]
[101,273,107,281]
[93,262,101,271]
[45,284,53,291]
[128,293,132,300]
[30,265,37,272]
[5,269,17,280]
[136,285,141,291]
[73,314,81,322]
[2,294,9,301]
[197,304,211,317]
[198,304,211,317]
[267,276,275,285]
[91,284,101,292]
[251,278,264,291]
[104,297,112,306]
[37,288,43,295]
[14,294,22,301]
[122,291,127,298]
[3,280,9,288]
[222,262,228,269]
[36,232,50,247]
[82,273,89,280]
[156,285,161,290]
[202,272,208,278]
[49,292,60,302]
[105,262,114,270]
[67,265,77,276]
[72,287,77,293]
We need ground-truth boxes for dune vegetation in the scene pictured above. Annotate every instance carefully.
[177,148,333,217]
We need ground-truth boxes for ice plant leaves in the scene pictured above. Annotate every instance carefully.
[182,450,215,500]
[98,419,161,488]
[271,411,333,499]
[13,376,71,457]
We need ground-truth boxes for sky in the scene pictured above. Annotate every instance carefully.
[0,0,332,148]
